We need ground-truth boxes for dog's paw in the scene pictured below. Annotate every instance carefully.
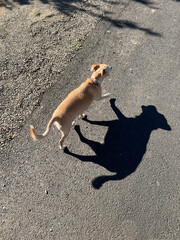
[103,93,111,98]
[71,121,75,127]
[59,145,66,150]
[78,113,86,119]
[81,113,86,119]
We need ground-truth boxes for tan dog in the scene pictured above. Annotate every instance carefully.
[30,64,112,149]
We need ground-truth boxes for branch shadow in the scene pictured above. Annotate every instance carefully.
[64,98,171,189]
[132,0,159,9]
[0,0,162,37]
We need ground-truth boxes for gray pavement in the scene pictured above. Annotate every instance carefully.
[1,0,180,239]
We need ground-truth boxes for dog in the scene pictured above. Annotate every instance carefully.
[30,64,112,149]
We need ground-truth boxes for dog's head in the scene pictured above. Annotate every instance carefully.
[90,64,112,80]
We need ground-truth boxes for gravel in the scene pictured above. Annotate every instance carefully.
[0,0,118,152]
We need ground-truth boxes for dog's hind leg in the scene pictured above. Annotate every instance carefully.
[59,132,68,150]
[54,121,61,130]
[59,125,71,150]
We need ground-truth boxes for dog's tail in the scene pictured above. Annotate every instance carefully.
[30,117,58,141]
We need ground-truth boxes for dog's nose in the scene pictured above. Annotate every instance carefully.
[108,66,112,72]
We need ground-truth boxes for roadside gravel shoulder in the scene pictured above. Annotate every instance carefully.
[0,0,122,152]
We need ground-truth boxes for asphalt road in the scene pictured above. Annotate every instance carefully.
[1,0,180,239]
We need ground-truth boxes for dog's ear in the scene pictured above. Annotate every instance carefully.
[90,64,100,72]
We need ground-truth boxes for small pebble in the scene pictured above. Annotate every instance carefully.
[156,181,160,187]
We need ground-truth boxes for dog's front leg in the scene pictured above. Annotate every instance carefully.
[96,88,110,101]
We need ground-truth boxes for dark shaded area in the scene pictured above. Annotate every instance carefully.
[65,99,171,189]
[0,0,160,8]
[14,0,30,4]
[0,0,162,37]
[0,0,29,8]
[134,0,153,4]
[0,0,12,8]
[132,0,159,9]
[101,16,162,36]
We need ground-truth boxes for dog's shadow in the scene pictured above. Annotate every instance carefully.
[64,99,171,189]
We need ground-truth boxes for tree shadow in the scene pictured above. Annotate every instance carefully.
[0,0,162,37]
[64,98,171,189]
[101,16,162,36]
[0,0,29,6]
[132,0,158,9]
